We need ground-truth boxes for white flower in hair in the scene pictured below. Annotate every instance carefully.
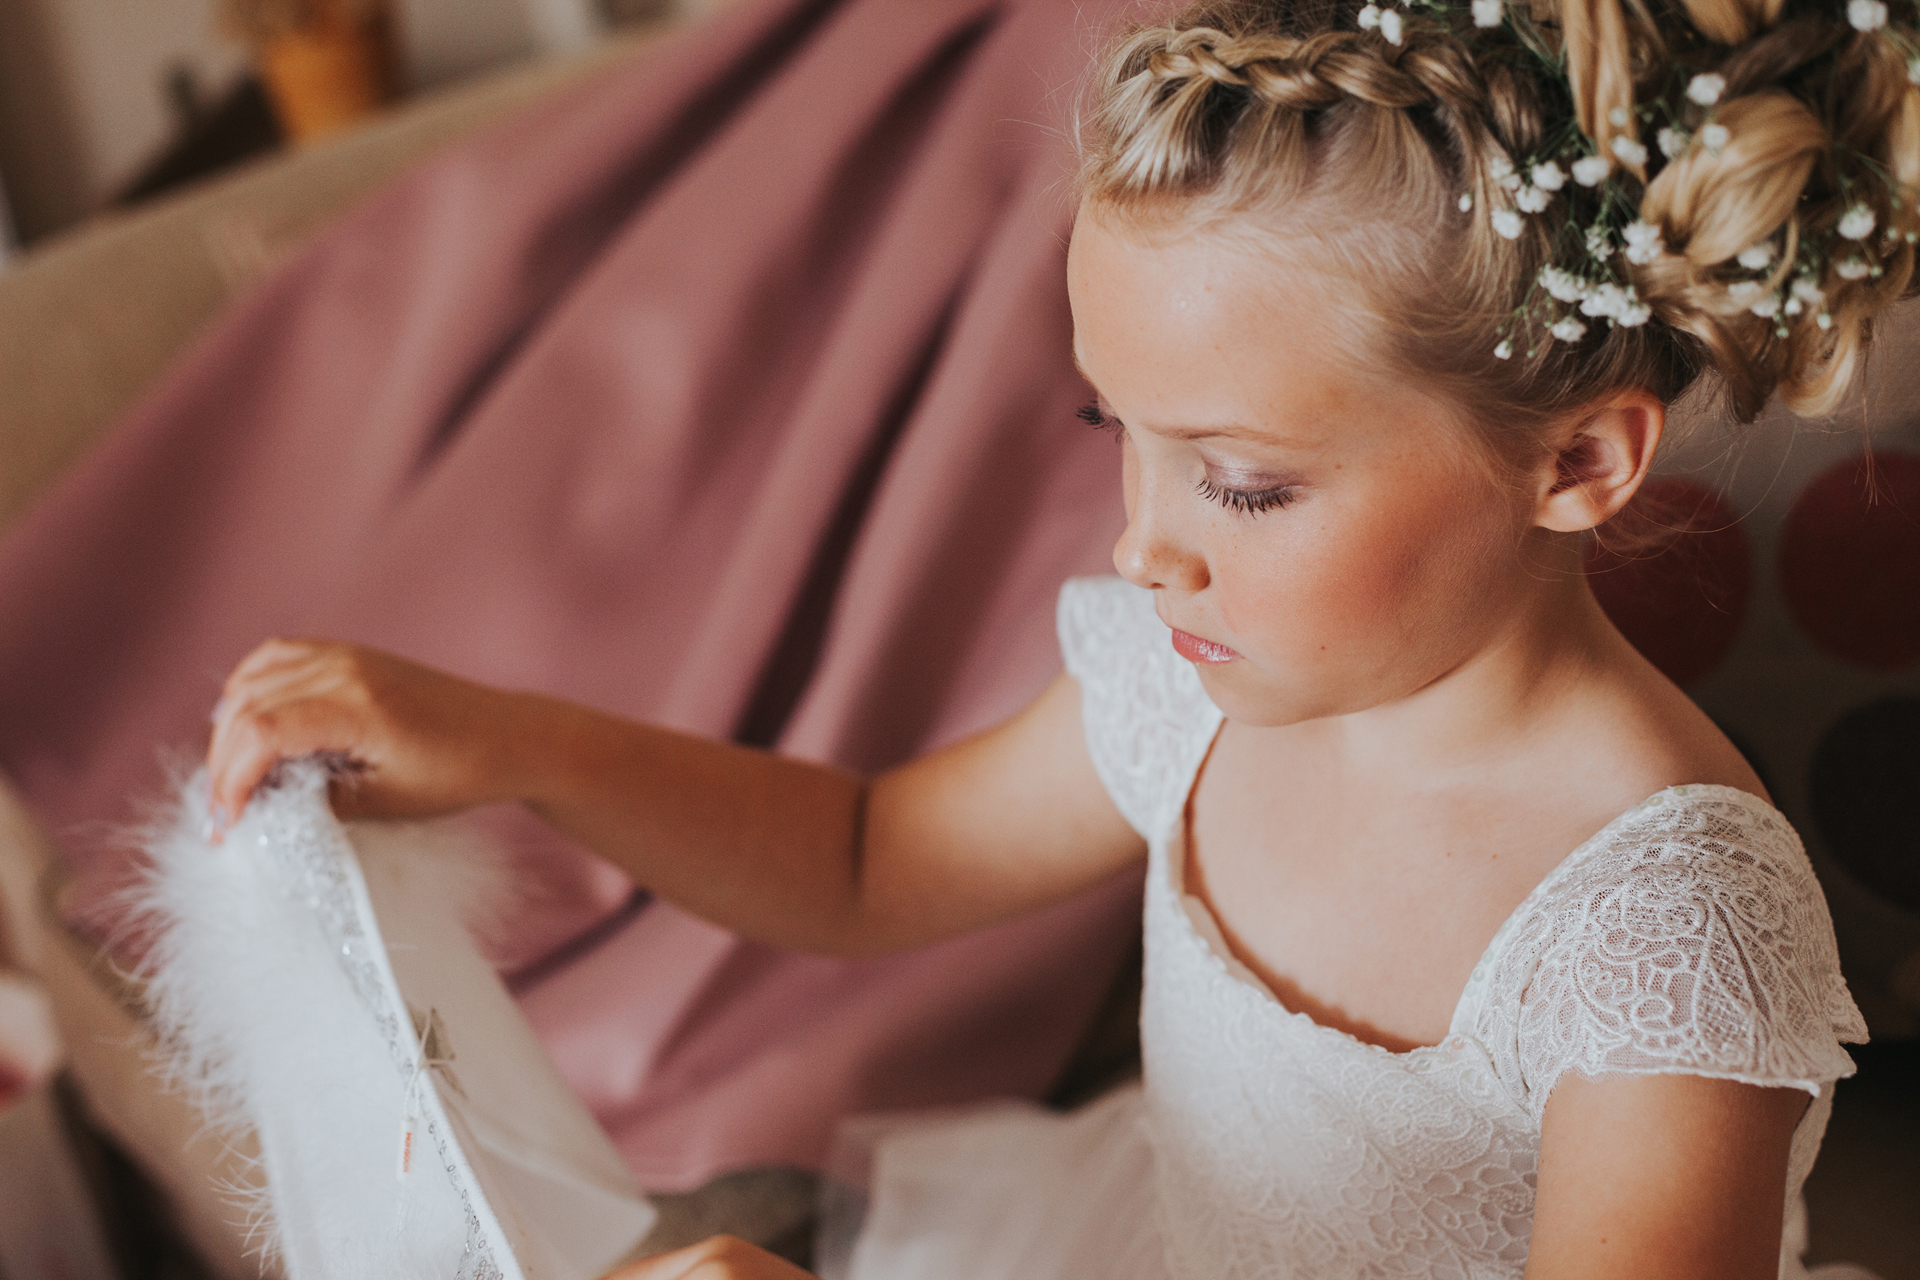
[1727,280,1766,306]
[1491,208,1524,239]
[1839,205,1877,240]
[1686,74,1726,106]
[1611,135,1649,167]
[1550,316,1588,343]
[1380,8,1404,44]
[1748,293,1782,318]
[1849,0,1888,32]
[1579,282,1630,318]
[1792,277,1826,305]
[1616,297,1652,327]
[1622,220,1663,264]
[1516,185,1551,213]
[1358,4,1381,29]
[1657,127,1688,158]
[1837,256,1872,279]
[1736,241,1775,269]
[1531,161,1566,192]
[1493,338,1513,359]
[1472,0,1503,28]
[1459,192,1474,212]
[1817,312,1834,329]
[1586,225,1613,258]
[1608,107,1630,128]
[1571,155,1612,186]
[1539,267,1587,303]
[1700,123,1731,151]
[1909,56,1920,85]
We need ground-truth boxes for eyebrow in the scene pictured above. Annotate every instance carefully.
[1072,352,1316,449]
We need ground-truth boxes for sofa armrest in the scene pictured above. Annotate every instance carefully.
[0,27,663,539]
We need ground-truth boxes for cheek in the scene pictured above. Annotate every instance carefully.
[1217,476,1515,652]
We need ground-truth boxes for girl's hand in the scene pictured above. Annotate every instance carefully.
[206,638,525,831]
[602,1237,816,1280]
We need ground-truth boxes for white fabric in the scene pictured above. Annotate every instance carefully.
[131,763,654,1280]
[841,576,1868,1280]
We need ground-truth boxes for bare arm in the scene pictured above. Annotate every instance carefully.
[206,640,1145,957]
[1525,1072,1808,1280]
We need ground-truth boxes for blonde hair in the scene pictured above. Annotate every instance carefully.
[1077,0,1920,433]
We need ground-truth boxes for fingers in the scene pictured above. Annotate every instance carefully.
[206,639,371,830]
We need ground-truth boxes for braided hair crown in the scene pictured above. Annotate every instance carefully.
[1078,0,1920,428]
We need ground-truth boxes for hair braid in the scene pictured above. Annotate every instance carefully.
[1079,0,1920,432]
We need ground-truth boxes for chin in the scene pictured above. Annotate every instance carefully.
[1191,663,1345,729]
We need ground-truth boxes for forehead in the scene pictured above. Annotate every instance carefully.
[1066,209,1423,442]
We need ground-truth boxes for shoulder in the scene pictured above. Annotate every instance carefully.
[1475,786,1866,1120]
[1056,576,1220,840]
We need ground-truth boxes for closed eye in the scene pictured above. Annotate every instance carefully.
[1078,401,1124,440]
[1195,477,1298,516]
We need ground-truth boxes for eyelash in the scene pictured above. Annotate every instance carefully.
[1195,477,1299,516]
[1080,404,1296,516]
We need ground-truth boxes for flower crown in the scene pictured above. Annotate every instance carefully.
[1356,0,1920,361]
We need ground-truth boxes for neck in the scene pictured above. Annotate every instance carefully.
[1319,541,1624,786]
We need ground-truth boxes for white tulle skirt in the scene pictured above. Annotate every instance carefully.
[820,1084,1168,1280]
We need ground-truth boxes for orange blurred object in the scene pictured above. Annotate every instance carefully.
[258,2,394,142]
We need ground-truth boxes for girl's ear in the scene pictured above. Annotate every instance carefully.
[1532,389,1665,533]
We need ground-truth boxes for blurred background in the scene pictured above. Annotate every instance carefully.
[0,0,724,257]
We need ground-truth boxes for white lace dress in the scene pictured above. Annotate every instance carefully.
[832,577,1868,1280]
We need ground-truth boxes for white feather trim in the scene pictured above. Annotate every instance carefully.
[126,761,653,1280]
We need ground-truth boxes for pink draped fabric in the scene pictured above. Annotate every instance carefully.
[0,0,1150,1188]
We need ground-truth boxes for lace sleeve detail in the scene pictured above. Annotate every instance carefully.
[1480,789,1867,1122]
[1057,577,1221,842]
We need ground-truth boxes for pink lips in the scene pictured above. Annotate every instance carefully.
[1170,627,1239,664]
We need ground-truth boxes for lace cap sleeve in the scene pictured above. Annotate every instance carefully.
[1485,788,1867,1121]
[1057,576,1221,842]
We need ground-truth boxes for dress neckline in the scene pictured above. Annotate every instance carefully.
[1160,717,1782,1061]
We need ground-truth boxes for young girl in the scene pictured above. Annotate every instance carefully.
[204,0,1907,1275]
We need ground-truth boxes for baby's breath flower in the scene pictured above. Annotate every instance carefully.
[1791,277,1825,305]
[1531,161,1566,192]
[1487,154,1513,181]
[1579,282,1632,318]
[1736,241,1775,270]
[1586,226,1613,259]
[1472,0,1503,28]
[1817,312,1834,330]
[1616,298,1652,327]
[1608,107,1630,128]
[1657,127,1688,159]
[1572,155,1612,187]
[1700,123,1731,151]
[1611,135,1649,167]
[1516,185,1551,213]
[1550,316,1588,343]
[1839,205,1877,240]
[1909,56,1920,85]
[1357,4,1381,29]
[1379,8,1404,43]
[1458,192,1473,212]
[1748,293,1782,318]
[1491,208,1524,239]
[1493,337,1514,359]
[1686,73,1726,106]
[1784,297,1804,316]
[1837,256,1872,279]
[1622,220,1663,265]
[1539,267,1587,302]
[1848,0,1888,32]
[1727,280,1766,306]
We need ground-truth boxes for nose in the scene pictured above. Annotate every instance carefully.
[1113,500,1209,594]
